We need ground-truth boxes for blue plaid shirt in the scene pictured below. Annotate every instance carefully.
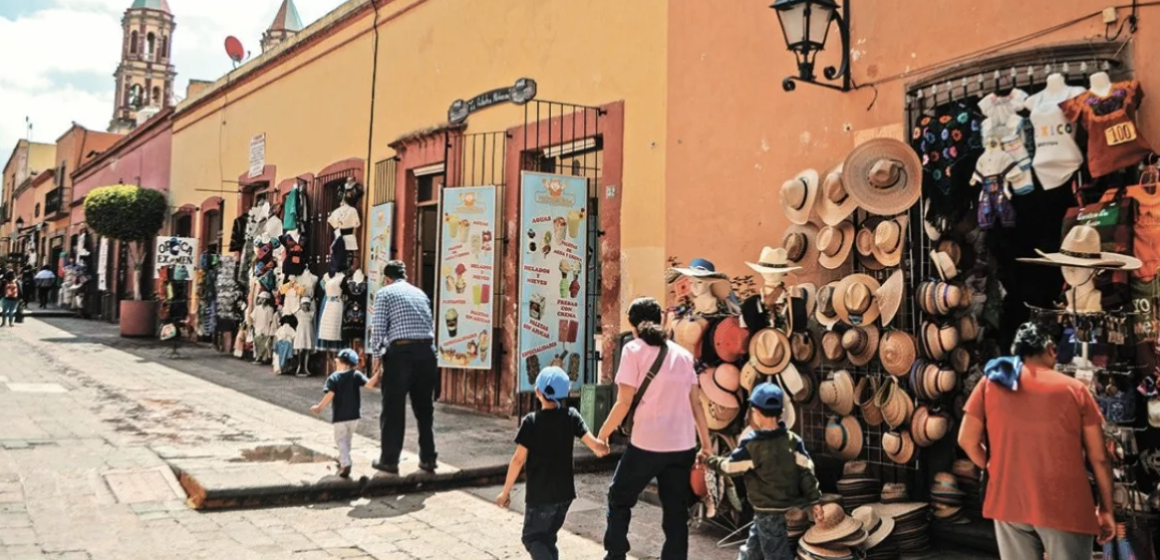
[369,280,435,355]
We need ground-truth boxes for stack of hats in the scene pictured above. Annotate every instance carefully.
[869,484,930,554]
[930,472,968,525]
[852,505,898,560]
[786,507,812,549]
[800,503,866,560]
[952,459,983,518]
[836,461,880,510]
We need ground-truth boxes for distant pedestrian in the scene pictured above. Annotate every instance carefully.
[34,266,55,309]
[1,271,20,327]
[497,366,608,560]
[19,267,34,305]
[310,349,379,478]
[367,260,438,474]
[707,383,821,560]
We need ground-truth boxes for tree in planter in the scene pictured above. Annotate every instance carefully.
[83,185,167,300]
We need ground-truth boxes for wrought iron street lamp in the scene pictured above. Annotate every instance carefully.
[771,0,852,92]
[14,217,24,231]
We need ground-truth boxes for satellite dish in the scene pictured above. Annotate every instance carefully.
[224,36,245,63]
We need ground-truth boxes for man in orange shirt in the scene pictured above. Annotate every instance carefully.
[958,322,1115,560]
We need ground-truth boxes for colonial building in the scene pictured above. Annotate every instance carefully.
[261,0,303,53]
[109,0,177,133]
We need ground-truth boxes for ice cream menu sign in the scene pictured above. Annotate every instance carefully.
[435,186,497,369]
[518,172,588,392]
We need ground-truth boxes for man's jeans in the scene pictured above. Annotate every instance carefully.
[603,445,696,560]
[739,512,793,560]
[378,342,438,465]
[522,500,572,560]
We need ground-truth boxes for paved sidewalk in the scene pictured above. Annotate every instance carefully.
[0,319,624,559]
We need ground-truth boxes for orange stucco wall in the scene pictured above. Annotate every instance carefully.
[665,1,1160,280]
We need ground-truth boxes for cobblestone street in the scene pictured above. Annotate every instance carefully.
[0,319,623,560]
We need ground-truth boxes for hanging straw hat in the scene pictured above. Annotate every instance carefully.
[930,249,960,281]
[959,315,980,342]
[921,321,959,361]
[699,390,740,431]
[950,347,971,375]
[818,165,857,226]
[780,169,820,225]
[851,506,896,550]
[779,362,807,400]
[747,246,804,275]
[804,503,865,546]
[749,328,792,375]
[833,274,882,326]
[876,270,904,327]
[855,217,885,271]
[816,281,842,328]
[878,330,917,377]
[792,283,818,319]
[783,224,820,276]
[818,221,856,270]
[713,363,742,393]
[740,362,762,393]
[871,214,908,267]
[795,367,817,404]
[1018,225,1143,270]
[821,330,846,363]
[825,415,864,462]
[883,429,916,464]
[820,370,856,416]
[711,316,750,364]
[842,138,923,216]
[931,282,964,316]
[876,379,914,430]
[912,406,950,448]
[791,331,821,370]
[841,325,880,367]
[699,368,739,408]
[673,316,709,360]
[855,375,883,427]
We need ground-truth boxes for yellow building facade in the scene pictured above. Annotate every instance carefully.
[170,0,668,415]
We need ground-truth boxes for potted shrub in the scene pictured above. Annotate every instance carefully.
[84,185,167,337]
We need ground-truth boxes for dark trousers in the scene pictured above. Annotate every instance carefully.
[522,500,572,560]
[37,287,49,308]
[379,342,438,465]
[604,445,696,560]
[740,512,793,560]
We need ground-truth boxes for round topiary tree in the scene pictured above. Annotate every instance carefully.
[84,185,167,300]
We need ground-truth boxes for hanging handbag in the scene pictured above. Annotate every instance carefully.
[618,343,669,438]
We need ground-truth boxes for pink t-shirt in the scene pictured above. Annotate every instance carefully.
[615,339,698,452]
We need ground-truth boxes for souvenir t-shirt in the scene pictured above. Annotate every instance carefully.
[1061,80,1152,178]
[1025,86,1087,189]
[514,407,589,505]
[615,339,698,453]
[979,89,1029,127]
[1112,185,1160,282]
[964,366,1103,536]
[982,116,1035,195]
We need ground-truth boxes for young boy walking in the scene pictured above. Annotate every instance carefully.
[311,349,378,478]
[708,382,821,560]
[496,366,607,560]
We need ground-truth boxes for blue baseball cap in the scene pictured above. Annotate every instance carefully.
[336,349,360,366]
[536,366,571,404]
[750,382,784,416]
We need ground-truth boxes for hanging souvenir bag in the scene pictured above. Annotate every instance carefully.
[618,343,669,437]
[1062,184,1136,310]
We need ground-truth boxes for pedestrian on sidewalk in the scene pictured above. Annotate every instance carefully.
[310,348,378,478]
[958,321,1116,560]
[497,366,609,560]
[1,271,20,327]
[707,383,821,560]
[34,265,56,309]
[367,260,438,475]
[596,296,714,560]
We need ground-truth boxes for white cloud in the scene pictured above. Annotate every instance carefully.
[0,0,343,155]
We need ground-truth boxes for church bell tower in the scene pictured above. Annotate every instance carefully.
[110,0,177,133]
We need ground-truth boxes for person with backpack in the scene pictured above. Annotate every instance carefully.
[1,271,21,327]
[596,297,713,560]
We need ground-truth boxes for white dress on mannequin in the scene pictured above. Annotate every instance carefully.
[294,270,317,351]
[317,271,346,342]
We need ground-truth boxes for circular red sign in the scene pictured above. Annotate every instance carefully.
[224,36,244,62]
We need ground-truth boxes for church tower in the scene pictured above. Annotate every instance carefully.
[109,0,177,133]
[261,0,304,53]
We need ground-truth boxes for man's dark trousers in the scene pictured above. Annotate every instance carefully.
[379,342,439,465]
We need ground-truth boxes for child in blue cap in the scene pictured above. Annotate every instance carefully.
[310,349,380,478]
[708,382,821,560]
[497,366,608,560]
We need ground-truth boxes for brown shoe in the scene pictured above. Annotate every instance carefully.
[338,465,351,479]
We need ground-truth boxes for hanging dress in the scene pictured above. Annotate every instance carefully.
[316,271,346,348]
[294,270,317,351]
[342,271,368,341]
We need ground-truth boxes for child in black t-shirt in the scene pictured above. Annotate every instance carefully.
[496,366,608,559]
[310,349,379,478]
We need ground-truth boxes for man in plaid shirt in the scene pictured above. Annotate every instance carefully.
[369,260,438,474]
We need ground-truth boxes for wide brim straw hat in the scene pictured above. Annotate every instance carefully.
[784,224,820,276]
[818,164,857,226]
[851,506,896,550]
[930,281,964,316]
[816,281,842,328]
[699,390,740,431]
[821,330,846,363]
[747,246,805,275]
[825,415,863,461]
[818,221,856,270]
[700,368,739,408]
[912,406,950,448]
[793,283,819,319]
[1017,224,1143,270]
[804,503,864,546]
[876,270,905,327]
[712,316,751,364]
[833,273,882,326]
[930,249,960,281]
[878,330,917,377]
[921,321,959,361]
[750,328,793,375]
[740,362,763,393]
[869,501,928,520]
[855,217,886,271]
[870,214,908,268]
[841,325,880,367]
[714,363,742,393]
[820,369,856,416]
[842,138,923,217]
[795,367,818,404]
[883,429,916,464]
[880,483,909,503]
[799,541,856,560]
[673,316,708,359]
[780,362,807,399]
[855,375,883,427]
[781,169,821,225]
[791,330,821,370]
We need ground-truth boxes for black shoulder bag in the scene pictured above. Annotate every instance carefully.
[618,343,669,437]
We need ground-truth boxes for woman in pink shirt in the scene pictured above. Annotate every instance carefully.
[597,297,713,560]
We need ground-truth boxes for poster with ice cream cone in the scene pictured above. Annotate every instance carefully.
[364,202,394,351]
[518,172,589,392]
[435,186,497,369]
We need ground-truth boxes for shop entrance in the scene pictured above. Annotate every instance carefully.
[414,168,444,304]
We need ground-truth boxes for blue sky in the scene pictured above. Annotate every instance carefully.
[0,0,342,155]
